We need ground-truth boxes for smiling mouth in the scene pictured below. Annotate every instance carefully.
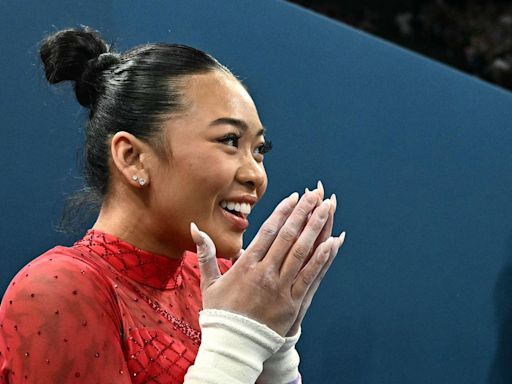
[220,201,251,218]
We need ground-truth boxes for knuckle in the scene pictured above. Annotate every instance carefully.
[302,274,313,287]
[242,263,258,276]
[309,218,325,232]
[197,255,211,266]
[279,226,299,243]
[292,244,309,262]
[259,224,278,240]
[301,271,315,286]
[294,205,309,218]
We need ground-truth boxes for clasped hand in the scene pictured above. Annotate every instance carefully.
[190,183,345,337]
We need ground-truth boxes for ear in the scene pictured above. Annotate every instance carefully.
[110,131,151,187]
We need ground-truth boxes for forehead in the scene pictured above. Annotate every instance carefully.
[180,71,260,124]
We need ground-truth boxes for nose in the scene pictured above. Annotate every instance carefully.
[236,154,267,191]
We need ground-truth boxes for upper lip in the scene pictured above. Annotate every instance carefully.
[220,195,258,206]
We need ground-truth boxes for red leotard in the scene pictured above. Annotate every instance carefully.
[0,230,231,383]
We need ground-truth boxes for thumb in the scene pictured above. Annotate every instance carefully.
[190,222,221,291]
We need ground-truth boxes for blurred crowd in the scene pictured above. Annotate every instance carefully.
[289,0,512,90]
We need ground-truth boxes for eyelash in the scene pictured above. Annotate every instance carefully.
[217,134,273,155]
[256,140,273,155]
[218,133,240,147]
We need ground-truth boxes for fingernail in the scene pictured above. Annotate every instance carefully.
[289,192,299,203]
[338,231,346,248]
[190,222,205,246]
[305,187,310,193]
[330,193,337,210]
[317,180,324,194]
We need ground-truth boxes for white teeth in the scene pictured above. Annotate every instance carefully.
[241,203,251,215]
[220,201,252,215]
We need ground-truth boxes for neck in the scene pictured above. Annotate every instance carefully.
[93,199,185,260]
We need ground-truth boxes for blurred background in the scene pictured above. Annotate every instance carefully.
[288,0,512,90]
[2,1,512,381]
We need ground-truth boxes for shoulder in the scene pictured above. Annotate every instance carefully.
[0,245,128,383]
[1,245,118,317]
[7,245,111,289]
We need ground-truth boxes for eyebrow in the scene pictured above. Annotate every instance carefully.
[209,117,266,136]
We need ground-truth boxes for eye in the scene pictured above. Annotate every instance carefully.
[254,140,273,155]
[218,133,240,147]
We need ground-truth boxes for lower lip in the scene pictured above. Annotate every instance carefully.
[219,207,249,231]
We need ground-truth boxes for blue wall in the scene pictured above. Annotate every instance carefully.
[2,1,512,382]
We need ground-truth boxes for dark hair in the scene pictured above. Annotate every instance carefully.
[40,27,231,229]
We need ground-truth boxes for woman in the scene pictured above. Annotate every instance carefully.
[0,27,345,383]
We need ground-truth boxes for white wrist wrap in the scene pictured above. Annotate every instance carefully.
[184,309,285,384]
[258,328,301,384]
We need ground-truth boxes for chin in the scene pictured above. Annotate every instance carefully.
[216,245,242,260]
[215,237,243,260]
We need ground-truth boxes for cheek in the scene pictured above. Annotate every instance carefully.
[189,153,234,185]
[172,154,235,211]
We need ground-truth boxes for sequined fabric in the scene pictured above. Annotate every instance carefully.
[0,230,231,383]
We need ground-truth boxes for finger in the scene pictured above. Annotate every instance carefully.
[300,193,336,280]
[293,231,345,302]
[306,180,323,211]
[279,198,332,279]
[243,191,299,262]
[313,193,337,250]
[290,237,334,300]
[190,222,220,291]
[307,181,325,203]
[305,183,320,221]
[316,180,325,202]
[261,190,322,268]
[288,234,343,333]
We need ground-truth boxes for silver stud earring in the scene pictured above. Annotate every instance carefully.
[138,178,146,186]
[131,175,138,181]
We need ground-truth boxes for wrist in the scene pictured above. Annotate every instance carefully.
[258,327,301,384]
[184,309,285,383]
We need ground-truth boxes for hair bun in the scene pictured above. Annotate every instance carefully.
[40,27,118,108]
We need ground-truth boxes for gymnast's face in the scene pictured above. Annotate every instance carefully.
[146,71,268,258]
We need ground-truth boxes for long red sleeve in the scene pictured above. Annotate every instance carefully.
[0,230,231,383]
